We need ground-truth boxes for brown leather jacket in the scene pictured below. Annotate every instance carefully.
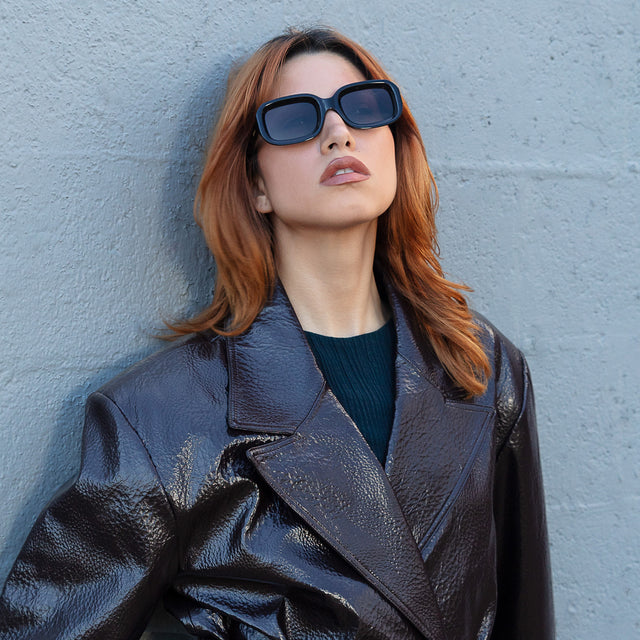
[0,283,554,639]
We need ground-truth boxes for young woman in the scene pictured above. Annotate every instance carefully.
[0,28,554,640]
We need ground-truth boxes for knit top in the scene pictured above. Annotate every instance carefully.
[304,320,396,465]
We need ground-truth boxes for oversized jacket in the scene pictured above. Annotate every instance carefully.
[0,282,554,640]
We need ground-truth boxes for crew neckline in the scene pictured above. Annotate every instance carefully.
[304,318,393,341]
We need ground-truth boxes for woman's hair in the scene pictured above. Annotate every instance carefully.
[170,26,490,397]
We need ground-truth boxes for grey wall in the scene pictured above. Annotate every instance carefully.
[1,2,638,638]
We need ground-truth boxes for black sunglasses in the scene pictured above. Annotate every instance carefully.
[256,79,403,146]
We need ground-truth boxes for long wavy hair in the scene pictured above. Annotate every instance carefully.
[170,27,490,397]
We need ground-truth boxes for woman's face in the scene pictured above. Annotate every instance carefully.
[254,52,397,232]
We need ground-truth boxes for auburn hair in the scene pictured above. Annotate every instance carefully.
[169,27,490,397]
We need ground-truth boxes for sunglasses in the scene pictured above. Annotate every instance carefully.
[256,79,403,146]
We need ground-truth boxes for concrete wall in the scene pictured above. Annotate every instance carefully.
[1,2,638,638]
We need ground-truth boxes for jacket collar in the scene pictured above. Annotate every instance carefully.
[226,280,492,640]
[227,282,323,435]
[227,279,448,435]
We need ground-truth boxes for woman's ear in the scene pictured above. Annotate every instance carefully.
[253,176,273,214]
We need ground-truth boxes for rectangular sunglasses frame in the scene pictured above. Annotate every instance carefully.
[256,79,403,146]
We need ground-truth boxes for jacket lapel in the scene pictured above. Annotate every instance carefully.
[384,287,495,552]
[227,283,446,640]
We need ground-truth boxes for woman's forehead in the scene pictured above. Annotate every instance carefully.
[272,52,366,100]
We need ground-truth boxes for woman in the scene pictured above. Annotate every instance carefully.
[0,27,553,640]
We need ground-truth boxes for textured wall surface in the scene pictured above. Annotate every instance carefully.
[1,1,638,638]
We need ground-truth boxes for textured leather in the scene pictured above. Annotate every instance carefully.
[0,283,554,639]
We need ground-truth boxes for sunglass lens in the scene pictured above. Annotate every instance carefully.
[264,100,318,143]
[340,86,395,126]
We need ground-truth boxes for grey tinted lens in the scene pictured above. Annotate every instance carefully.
[340,87,394,125]
[264,101,318,141]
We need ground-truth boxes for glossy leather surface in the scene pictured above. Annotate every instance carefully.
[0,283,554,639]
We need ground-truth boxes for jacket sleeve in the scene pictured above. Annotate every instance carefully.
[0,391,179,640]
[491,352,555,640]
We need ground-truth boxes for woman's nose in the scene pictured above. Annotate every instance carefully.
[319,109,356,152]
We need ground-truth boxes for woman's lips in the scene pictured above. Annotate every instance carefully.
[320,156,370,186]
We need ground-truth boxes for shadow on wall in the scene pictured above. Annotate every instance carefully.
[156,59,229,328]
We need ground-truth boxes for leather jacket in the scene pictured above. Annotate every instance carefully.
[0,283,554,639]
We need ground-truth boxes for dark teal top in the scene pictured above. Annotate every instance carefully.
[305,320,395,465]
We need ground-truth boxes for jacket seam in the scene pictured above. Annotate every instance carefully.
[93,391,180,530]
[495,350,529,461]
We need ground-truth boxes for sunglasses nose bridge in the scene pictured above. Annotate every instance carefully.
[317,93,348,131]
[316,104,356,153]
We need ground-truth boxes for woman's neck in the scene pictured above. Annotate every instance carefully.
[275,219,387,337]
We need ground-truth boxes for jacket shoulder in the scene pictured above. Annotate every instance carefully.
[95,331,229,429]
[471,312,530,448]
